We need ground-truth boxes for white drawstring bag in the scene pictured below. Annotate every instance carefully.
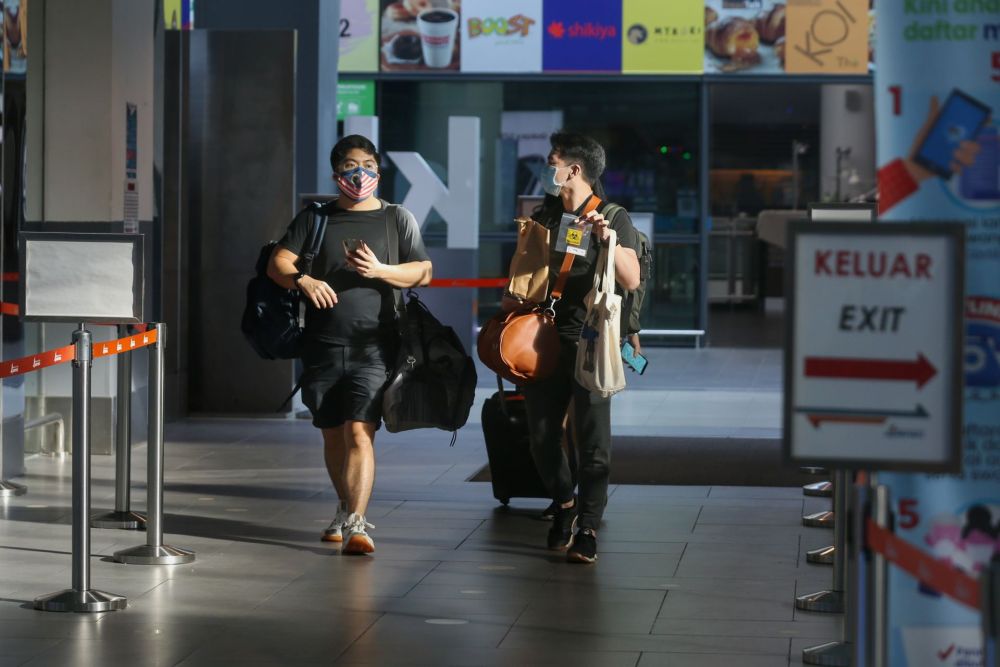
[575,229,626,398]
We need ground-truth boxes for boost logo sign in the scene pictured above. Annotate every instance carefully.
[460,0,542,73]
[467,14,535,38]
[543,0,622,72]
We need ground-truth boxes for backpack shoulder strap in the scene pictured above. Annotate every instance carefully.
[298,202,329,274]
[384,203,404,316]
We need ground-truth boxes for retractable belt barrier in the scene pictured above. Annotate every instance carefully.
[428,278,508,288]
[0,328,158,380]
[866,518,981,610]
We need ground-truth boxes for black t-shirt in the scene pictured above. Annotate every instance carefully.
[534,195,639,340]
[279,200,430,346]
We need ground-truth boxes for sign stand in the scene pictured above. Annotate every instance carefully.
[91,324,146,530]
[34,327,127,612]
[114,324,194,565]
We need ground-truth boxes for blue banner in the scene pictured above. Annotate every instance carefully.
[542,0,622,73]
[875,1,1000,665]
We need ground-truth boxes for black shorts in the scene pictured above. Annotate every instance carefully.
[300,341,394,430]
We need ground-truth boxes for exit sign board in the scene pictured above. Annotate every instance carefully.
[784,222,965,472]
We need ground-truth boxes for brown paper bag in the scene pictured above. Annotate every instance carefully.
[507,217,550,304]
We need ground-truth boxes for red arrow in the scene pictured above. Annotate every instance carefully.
[804,353,937,389]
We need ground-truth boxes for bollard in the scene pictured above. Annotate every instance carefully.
[866,481,891,667]
[983,556,999,667]
[114,324,193,565]
[807,544,835,566]
[798,469,849,615]
[34,327,127,612]
[92,325,146,530]
[804,480,833,498]
[801,470,858,666]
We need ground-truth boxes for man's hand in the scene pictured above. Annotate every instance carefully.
[579,209,612,244]
[346,242,385,280]
[298,276,338,309]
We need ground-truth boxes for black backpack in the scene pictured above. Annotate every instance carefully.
[623,229,652,335]
[380,212,477,442]
[241,203,328,360]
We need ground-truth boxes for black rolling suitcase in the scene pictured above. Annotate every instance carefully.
[481,386,548,505]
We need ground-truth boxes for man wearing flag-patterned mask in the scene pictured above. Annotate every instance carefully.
[267,134,432,556]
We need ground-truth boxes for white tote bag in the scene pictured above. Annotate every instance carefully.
[575,229,626,398]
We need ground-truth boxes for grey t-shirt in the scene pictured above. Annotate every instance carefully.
[279,200,430,346]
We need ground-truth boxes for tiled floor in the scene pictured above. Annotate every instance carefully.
[0,348,846,666]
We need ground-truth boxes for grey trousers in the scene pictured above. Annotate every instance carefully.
[522,339,612,531]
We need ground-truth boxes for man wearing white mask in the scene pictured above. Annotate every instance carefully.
[268,134,432,555]
[504,132,640,563]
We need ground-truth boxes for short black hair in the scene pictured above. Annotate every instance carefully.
[330,134,381,173]
[549,132,606,185]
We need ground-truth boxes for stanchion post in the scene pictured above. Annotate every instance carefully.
[91,325,146,530]
[34,327,127,612]
[801,468,853,666]
[866,481,891,667]
[982,556,999,667]
[114,324,194,565]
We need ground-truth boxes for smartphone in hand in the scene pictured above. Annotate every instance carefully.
[621,341,648,375]
[914,89,991,179]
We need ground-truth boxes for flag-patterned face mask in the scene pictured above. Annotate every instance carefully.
[336,166,379,201]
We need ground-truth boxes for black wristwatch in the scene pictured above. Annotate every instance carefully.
[292,271,306,287]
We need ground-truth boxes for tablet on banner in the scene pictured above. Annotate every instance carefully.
[542,0,621,73]
[622,0,703,74]
[460,0,542,73]
[380,0,462,72]
[339,0,380,73]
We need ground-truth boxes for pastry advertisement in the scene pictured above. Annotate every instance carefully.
[340,0,380,73]
[703,0,785,74]
[542,0,621,73]
[380,0,462,72]
[875,0,1000,663]
[622,0,703,75]
[460,0,542,73]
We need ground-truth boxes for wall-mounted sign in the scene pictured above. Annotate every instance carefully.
[622,0,704,75]
[337,80,376,120]
[786,0,868,74]
[339,0,380,73]
[542,0,621,73]
[461,0,542,73]
[380,0,461,72]
[163,0,193,31]
[784,222,965,472]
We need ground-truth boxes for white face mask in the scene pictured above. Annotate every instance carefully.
[539,164,571,196]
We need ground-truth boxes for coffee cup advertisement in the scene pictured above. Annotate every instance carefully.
[381,0,461,71]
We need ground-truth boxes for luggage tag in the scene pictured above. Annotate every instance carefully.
[554,213,593,257]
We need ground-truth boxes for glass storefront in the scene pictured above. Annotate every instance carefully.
[353,76,870,345]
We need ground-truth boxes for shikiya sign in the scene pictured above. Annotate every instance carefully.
[542,0,622,72]
[460,0,543,73]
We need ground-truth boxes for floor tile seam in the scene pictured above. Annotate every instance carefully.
[328,611,387,664]
[427,464,459,487]
[648,587,670,635]
[671,542,688,578]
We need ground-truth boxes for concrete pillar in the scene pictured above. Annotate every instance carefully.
[23,0,156,454]
[820,85,876,203]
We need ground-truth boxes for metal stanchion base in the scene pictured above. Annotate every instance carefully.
[802,641,852,666]
[91,511,147,531]
[113,544,194,565]
[803,481,833,497]
[33,588,127,613]
[802,510,835,528]
[795,589,844,613]
[0,480,27,497]
[806,545,835,565]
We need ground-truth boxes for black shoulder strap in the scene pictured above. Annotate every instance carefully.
[385,204,404,316]
[298,202,328,274]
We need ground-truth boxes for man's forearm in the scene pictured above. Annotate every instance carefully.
[267,256,301,289]
[378,261,432,288]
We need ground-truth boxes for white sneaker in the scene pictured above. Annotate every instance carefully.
[342,513,375,555]
[321,505,351,543]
